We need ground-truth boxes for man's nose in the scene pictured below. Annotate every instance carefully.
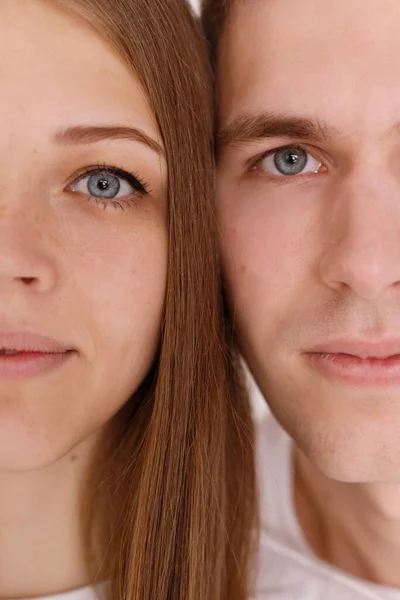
[0,207,58,295]
[318,177,400,300]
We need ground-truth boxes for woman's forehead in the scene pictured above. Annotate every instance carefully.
[0,0,162,148]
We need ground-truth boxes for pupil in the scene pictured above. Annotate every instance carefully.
[98,179,109,190]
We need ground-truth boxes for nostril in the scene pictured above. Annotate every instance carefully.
[20,277,36,285]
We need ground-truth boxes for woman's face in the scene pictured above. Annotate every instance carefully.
[0,0,168,470]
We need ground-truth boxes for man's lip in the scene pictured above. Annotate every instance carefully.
[306,339,400,360]
[0,332,72,353]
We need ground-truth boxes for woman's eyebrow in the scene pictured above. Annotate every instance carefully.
[218,111,337,151]
[53,125,164,156]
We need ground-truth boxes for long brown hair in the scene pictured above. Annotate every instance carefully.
[53,1,257,599]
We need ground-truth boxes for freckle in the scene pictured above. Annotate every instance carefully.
[240,264,247,274]
[70,454,78,462]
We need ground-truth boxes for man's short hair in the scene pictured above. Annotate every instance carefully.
[201,0,232,64]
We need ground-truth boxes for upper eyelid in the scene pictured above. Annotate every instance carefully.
[72,169,133,188]
[69,165,130,183]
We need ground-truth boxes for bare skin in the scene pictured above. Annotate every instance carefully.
[217,0,400,587]
[0,0,167,596]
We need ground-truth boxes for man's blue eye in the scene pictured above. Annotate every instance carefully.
[257,146,322,177]
[274,147,308,175]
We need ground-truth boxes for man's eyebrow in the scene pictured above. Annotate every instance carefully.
[218,112,337,150]
[53,125,164,155]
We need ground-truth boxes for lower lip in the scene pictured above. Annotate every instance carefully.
[305,352,400,387]
[0,351,74,381]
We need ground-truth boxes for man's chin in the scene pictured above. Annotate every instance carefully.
[291,419,400,485]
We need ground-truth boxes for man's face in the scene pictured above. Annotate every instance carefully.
[217,0,400,482]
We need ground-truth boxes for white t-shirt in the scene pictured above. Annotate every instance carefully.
[254,412,400,600]
[29,407,400,600]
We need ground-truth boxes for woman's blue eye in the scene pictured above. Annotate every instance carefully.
[86,173,125,199]
[257,146,322,177]
[70,168,148,201]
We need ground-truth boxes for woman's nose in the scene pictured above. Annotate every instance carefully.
[0,209,58,295]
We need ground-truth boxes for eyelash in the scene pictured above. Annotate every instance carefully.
[68,163,151,211]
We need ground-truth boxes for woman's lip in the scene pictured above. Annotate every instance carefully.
[0,331,72,353]
[0,350,75,381]
[304,351,400,387]
[0,332,75,381]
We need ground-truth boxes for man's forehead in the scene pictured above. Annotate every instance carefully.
[217,0,400,133]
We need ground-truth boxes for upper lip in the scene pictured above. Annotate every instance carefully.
[307,339,400,359]
[0,332,72,353]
